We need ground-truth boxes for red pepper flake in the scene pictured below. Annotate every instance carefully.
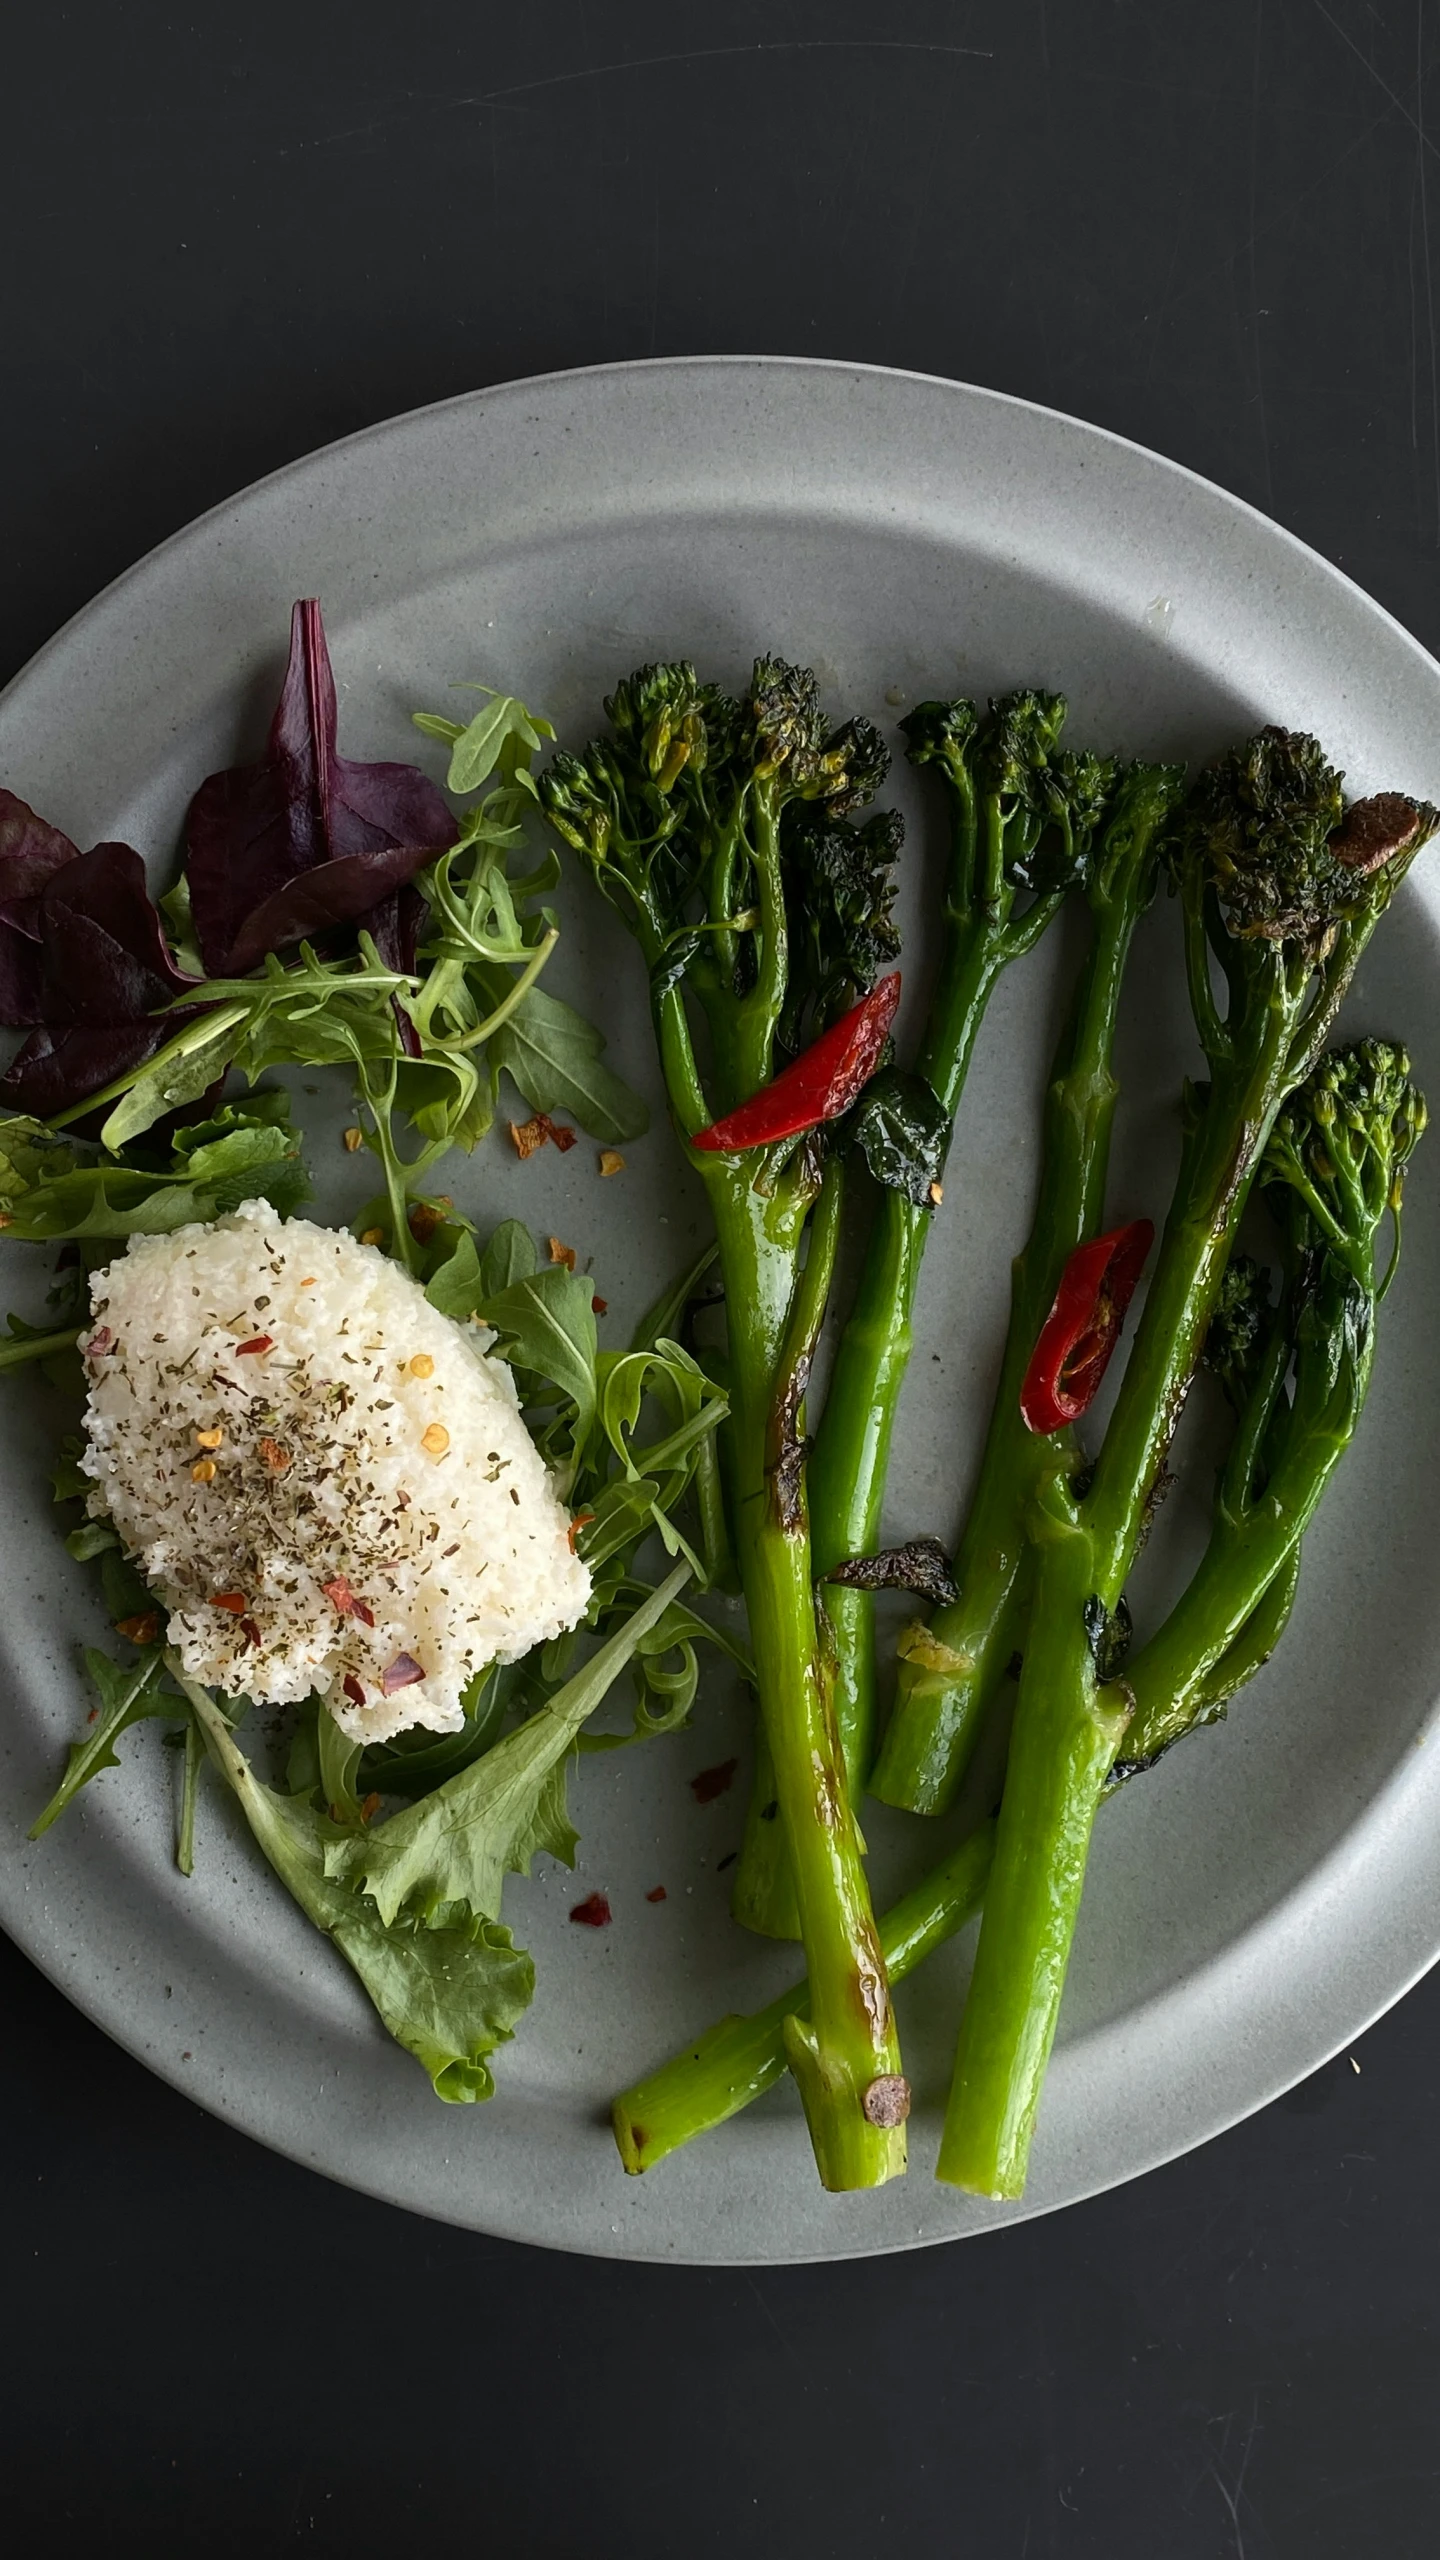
[548,1236,577,1271]
[381,1652,425,1696]
[239,1616,262,1649]
[591,1295,608,1316]
[86,1325,114,1357]
[570,1892,612,1927]
[342,1673,366,1708]
[407,1196,451,1246]
[567,1509,595,1553]
[321,1575,375,1628]
[645,1885,667,1904]
[86,1706,98,1724]
[690,1756,739,1805]
[692,975,901,1153]
[211,1590,249,1614]
[1019,1218,1154,1436]
[360,1791,382,1824]
[115,1611,160,1646]
[257,1436,291,1475]
[235,1334,274,1356]
[509,1112,577,1158]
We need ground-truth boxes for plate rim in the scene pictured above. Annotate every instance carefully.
[3,350,1439,2263]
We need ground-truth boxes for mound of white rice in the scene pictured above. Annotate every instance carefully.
[80,1201,591,1744]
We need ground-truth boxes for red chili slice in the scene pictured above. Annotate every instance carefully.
[1019,1218,1154,1436]
[691,975,901,1153]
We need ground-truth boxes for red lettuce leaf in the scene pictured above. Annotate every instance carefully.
[0,791,88,1019]
[0,826,199,1117]
[185,600,456,976]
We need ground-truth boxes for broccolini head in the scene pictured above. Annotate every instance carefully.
[901,690,1098,895]
[1016,747,1123,895]
[1262,1037,1428,1285]
[973,688,1069,805]
[780,805,904,1047]
[1202,1253,1274,1410]
[539,741,624,864]
[899,697,979,774]
[742,656,890,811]
[1173,726,1437,947]
[602,661,715,793]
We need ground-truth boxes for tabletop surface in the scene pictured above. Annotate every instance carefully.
[5,6,1440,2553]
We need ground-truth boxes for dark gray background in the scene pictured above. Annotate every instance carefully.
[4,5,1439,2552]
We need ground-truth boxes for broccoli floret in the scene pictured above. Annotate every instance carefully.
[1172,726,1437,946]
[1262,1037,1427,1288]
[900,692,1118,906]
[972,688,1068,804]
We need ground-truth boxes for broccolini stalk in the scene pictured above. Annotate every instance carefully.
[541,659,911,2190]
[871,758,1187,1816]
[940,733,1436,2199]
[1111,1041,1425,1776]
[613,1050,1424,2172]
[734,695,1117,1935]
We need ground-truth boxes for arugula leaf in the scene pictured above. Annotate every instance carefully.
[325,1563,691,1927]
[180,1674,533,2103]
[478,1217,537,1297]
[29,1646,176,1838]
[0,1098,309,1239]
[424,1231,485,1322]
[482,977,650,1144]
[480,1263,599,1482]
[415,691,556,798]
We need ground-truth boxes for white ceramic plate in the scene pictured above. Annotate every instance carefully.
[2,358,1438,2265]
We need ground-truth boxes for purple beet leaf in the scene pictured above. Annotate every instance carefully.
[185,600,456,976]
[0,814,199,1117]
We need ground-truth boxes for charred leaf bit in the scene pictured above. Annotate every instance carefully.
[847,1066,951,1207]
[825,1537,959,1609]
[1083,1592,1133,1685]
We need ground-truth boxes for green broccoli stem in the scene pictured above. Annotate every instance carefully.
[612,1523,1304,2173]
[938,999,1308,2197]
[1110,1261,1373,1774]
[1115,1543,1301,1778]
[872,842,1146,1814]
[707,1155,906,2188]
[810,926,1005,1716]
[732,916,1005,1938]
[615,1821,996,2172]
[655,805,905,2186]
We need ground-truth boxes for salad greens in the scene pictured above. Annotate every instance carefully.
[33,1210,736,2100]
